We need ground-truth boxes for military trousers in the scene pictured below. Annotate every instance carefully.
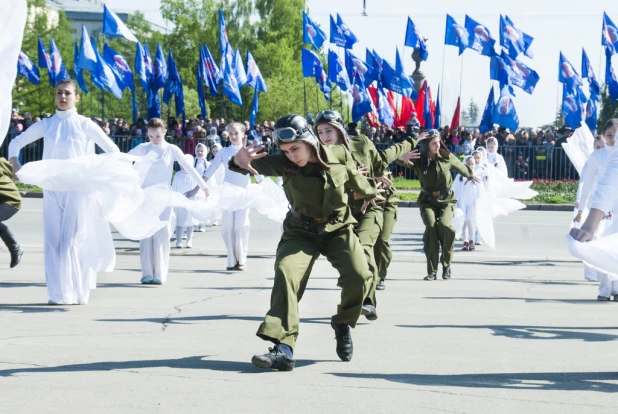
[374,201,398,282]
[256,217,372,349]
[419,201,456,274]
[352,209,383,308]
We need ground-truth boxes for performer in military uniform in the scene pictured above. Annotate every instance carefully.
[229,114,381,371]
[0,157,23,268]
[399,130,477,280]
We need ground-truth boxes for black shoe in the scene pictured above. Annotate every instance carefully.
[234,264,246,271]
[376,280,385,290]
[331,321,353,361]
[424,273,437,281]
[597,295,611,301]
[0,228,22,269]
[251,346,295,371]
[442,267,451,280]
[9,245,23,269]
[361,304,378,321]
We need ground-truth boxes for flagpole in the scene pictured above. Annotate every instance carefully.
[458,53,464,101]
[303,79,308,116]
[315,84,319,112]
[440,41,446,110]
[101,88,105,120]
[38,82,42,117]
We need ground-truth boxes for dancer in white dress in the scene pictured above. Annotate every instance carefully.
[203,123,262,271]
[8,80,120,305]
[128,118,208,285]
[454,156,487,251]
[191,143,210,232]
[485,137,509,177]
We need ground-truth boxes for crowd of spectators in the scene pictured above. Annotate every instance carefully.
[4,108,580,180]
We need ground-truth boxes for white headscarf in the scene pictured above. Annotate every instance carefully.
[195,142,208,160]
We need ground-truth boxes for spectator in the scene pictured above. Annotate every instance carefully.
[220,130,230,147]
[515,153,529,180]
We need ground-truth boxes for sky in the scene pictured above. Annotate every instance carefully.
[105,0,618,127]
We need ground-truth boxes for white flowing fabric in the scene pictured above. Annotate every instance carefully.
[561,124,594,176]
[171,170,198,227]
[0,0,27,144]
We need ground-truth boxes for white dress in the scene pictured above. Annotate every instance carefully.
[128,141,207,282]
[8,108,120,304]
[171,170,198,227]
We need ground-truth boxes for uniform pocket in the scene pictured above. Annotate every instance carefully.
[330,170,349,188]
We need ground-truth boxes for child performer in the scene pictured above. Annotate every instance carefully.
[203,123,262,271]
[453,156,485,251]
[171,154,199,248]
[128,118,208,285]
[192,143,210,232]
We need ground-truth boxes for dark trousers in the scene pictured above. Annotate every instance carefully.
[0,204,18,231]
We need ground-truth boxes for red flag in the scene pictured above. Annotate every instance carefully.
[386,91,398,124]
[450,97,461,130]
[398,96,415,127]
[428,86,436,127]
[414,81,427,127]
[366,85,380,127]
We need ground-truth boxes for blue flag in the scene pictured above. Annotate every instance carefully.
[302,47,331,99]
[77,25,97,72]
[219,9,231,58]
[328,49,351,91]
[73,41,87,93]
[48,38,70,87]
[37,38,51,69]
[196,63,207,119]
[222,44,242,106]
[394,48,417,98]
[163,49,185,116]
[464,16,496,57]
[103,44,133,91]
[404,17,428,61]
[303,12,326,49]
[250,87,259,129]
[330,13,357,49]
[143,42,154,83]
[479,87,495,134]
[492,86,519,131]
[201,44,220,96]
[603,12,618,56]
[585,98,598,132]
[89,37,105,92]
[434,85,441,128]
[351,77,373,122]
[135,42,148,90]
[147,87,161,119]
[92,38,123,99]
[582,48,601,98]
[17,50,40,85]
[152,43,167,91]
[558,52,582,89]
[102,5,138,43]
[562,84,585,128]
[444,14,468,55]
[377,87,395,127]
[246,51,267,92]
[232,48,247,87]
[500,15,533,59]
[345,49,377,87]
[381,53,416,99]
[606,49,618,102]
[366,49,383,75]
[490,51,540,94]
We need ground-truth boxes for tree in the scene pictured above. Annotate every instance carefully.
[461,97,479,126]
[598,86,618,131]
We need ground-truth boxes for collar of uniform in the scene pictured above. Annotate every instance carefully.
[55,107,77,119]
[321,143,338,164]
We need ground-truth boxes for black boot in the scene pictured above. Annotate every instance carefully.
[331,321,353,361]
[442,267,451,280]
[251,346,295,371]
[424,273,437,281]
[0,227,23,269]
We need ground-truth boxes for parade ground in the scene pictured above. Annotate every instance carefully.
[1,199,616,413]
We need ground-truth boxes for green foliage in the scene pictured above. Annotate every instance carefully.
[393,177,421,190]
[528,179,577,204]
[598,86,618,133]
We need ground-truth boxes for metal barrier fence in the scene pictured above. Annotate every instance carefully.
[1,132,578,181]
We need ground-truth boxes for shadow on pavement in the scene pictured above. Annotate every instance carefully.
[329,371,618,393]
[396,324,618,342]
[424,296,601,304]
[0,355,323,377]
[185,286,338,291]
[97,314,332,326]
[0,282,46,288]
[0,303,69,313]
